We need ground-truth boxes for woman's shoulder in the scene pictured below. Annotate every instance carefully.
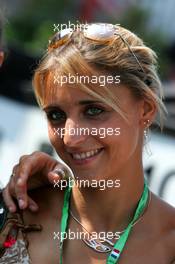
[152,193,175,228]
[28,185,65,215]
[150,193,175,261]
[23,185,66,228]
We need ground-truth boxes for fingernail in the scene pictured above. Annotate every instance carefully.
[9,206,15,213]
[52,173,60,179]
[52,169,67,179]
[18,199,25,209]
[17,178,23,186]
[29,204,38,211]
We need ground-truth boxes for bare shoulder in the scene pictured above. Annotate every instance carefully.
[150,192,175,262]
[25,186,66,223]
[152,192,175,228]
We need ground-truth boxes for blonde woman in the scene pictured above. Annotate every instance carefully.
[1,23,175,263]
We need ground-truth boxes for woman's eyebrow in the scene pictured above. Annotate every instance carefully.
[78,100,102,105]
[42,100,102,111]
[42,105,60,111]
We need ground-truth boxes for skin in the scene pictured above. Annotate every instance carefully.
[0,51,4,66]
[2,72,175,263]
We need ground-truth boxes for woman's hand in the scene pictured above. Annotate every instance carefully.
[2,151,69,213]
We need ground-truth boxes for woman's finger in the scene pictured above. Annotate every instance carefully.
[28,196,39,212]
[13,153,45,208]
[2,185,17,213]
[48,163,71,184]
[15,176,28,209]
[48,170,61,184]
[4,152,61,210]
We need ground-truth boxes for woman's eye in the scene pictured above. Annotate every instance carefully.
[85,106,104,116]
[46,110,66,122]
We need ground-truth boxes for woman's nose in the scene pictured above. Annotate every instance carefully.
[62,118,88,147]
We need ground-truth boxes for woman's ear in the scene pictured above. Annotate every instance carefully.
[139,98,157,127]
[0,51,4,66]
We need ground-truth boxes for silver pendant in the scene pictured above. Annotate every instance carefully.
[83,238,114,253]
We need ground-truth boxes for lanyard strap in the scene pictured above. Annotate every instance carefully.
[59,185,72,264]
[106,183,149,263]
[59,182,149,264]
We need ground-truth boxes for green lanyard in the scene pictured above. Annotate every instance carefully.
[59,182,149,264]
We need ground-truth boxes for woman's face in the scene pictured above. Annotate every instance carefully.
[43,72,146,182]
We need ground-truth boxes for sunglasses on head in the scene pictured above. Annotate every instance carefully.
[48,23,151,86]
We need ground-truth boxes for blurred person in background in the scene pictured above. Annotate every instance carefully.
[0,13,4,67]
[1,22,175,263]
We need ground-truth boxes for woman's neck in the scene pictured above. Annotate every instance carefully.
[70,170,145,234]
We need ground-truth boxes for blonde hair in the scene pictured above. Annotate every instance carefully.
[33,23,167,128]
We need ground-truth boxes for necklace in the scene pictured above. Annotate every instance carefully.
[70,209,124,235]
[70,209,118,253]
[69,190,151,254]
[59,182,149,264]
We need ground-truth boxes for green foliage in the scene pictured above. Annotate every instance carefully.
[117,6,169,79]
[4,2,169,77]
[5,0,76,54]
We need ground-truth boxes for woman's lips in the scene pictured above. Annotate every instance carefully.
[69,148,104,165]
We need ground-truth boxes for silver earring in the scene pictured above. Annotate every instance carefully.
[143,119,150,140]
[144,129,148,141]
[143,120,152,157]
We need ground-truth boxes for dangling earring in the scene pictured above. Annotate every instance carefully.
[143,119,152,157]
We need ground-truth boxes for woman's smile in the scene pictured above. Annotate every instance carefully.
[68,147,104,165]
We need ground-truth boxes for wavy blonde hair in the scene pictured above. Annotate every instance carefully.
[33,23,166,127]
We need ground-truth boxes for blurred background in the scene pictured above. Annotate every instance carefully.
[0,0,175,206]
